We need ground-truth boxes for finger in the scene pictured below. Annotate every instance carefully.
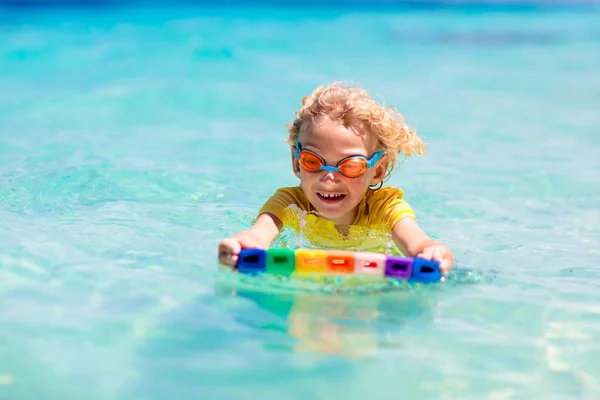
[218,253,238,269]
[431,246,445,263]
[446,254,456,273]
[433,248,455,276]
[440,260,450,276]
[417,246,435,260]
[219,238,242,256]
[433,248,449,275]
[218,238,242,269]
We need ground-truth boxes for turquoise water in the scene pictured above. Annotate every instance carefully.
[1,3,600,399]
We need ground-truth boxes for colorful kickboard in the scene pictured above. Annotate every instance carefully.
[236,248,442,283]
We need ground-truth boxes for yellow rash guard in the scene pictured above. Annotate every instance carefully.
[258,186,416,254]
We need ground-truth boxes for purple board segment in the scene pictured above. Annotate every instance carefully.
[384,255,413,279]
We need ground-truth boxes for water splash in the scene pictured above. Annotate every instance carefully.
[221,205,496,293]
[271,204,400,254]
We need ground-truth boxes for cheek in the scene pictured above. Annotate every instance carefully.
[298,171,318,188]
[343,176,370,191]
[299,169,314,180]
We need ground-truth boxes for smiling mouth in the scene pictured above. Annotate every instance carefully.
[317,192,346,202]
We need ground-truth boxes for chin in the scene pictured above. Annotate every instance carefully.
[314,206,351,222]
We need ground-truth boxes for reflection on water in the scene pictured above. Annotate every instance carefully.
[217,278,439,359]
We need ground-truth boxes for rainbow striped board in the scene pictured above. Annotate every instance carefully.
[236,248,442,283]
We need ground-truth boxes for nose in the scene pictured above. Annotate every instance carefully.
[320,170,340,182]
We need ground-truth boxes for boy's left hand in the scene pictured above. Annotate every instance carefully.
[417,243,455,275]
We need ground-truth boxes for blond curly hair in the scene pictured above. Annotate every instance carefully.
[285,82,426,179]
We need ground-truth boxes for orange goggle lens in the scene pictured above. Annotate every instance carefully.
[298,151,323,172]
[298,151,369,178]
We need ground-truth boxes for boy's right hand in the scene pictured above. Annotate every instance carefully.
[218,213,282,270]
[218,230,267,269]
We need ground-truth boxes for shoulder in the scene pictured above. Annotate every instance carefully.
[259,186,311,229]
[361,186,415,227]
[368,186,406,202]
[269,186,308,203]
[259,186,311,215]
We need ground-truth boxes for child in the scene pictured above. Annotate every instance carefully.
[218,82,455,275]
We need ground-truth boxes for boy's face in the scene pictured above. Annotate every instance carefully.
[292,120,387,225]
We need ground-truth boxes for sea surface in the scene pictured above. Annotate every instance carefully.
[1,2,599,399]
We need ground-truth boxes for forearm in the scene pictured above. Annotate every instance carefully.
[391,217,439,257]
[218,212,283,267]
[246,212,283,248]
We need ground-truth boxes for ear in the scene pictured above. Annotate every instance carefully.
[291,147,301,178]
[370,154,389,187]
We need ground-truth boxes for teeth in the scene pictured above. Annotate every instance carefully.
[319,193,343,198]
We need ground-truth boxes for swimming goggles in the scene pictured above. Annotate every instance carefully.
[294,139,385,178]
